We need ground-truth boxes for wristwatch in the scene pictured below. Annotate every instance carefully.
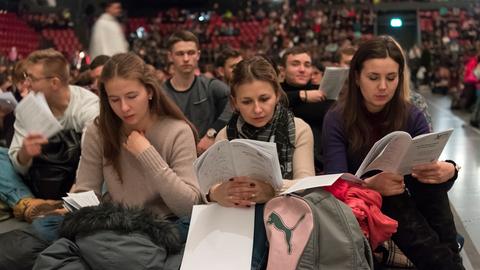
[206,128,217,139]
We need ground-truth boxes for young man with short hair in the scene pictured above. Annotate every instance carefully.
[0,49,99,222]
[163,31,232,154]
[88,54,110,95]
[280,46,335,173]
[215,47,243,84]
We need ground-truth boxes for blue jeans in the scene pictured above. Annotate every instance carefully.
[252,204,268,270]
[32,215,65,242]
[171,215,191,244]
[0,147,33,207]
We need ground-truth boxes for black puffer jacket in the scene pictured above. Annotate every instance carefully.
[33,204,184,270]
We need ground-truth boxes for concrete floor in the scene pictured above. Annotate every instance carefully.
[421,88,480,270]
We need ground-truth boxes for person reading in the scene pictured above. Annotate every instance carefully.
[204,56,315,269]
[322,36,464,270]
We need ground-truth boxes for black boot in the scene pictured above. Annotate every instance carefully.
[382,192,464,270]
[407,179,464,267]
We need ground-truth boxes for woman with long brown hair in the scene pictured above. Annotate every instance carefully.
[322,36,464,270]
[204,56,315,269]
[206,56,315,206]
[72,52,201,218]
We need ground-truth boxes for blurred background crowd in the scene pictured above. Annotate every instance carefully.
[0,0,480,120]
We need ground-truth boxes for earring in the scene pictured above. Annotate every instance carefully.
[148,96,153,100]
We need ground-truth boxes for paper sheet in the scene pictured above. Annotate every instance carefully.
[280,173,361,194]
[15,92,62,138]
[62,190,100,211]
[181,204,255,270]
[319,67,349,100]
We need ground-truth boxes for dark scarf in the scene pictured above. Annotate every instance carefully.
[226,104,296,179]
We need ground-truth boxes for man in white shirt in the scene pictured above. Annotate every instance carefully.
[89,0,128,58]
[0,49,99,222]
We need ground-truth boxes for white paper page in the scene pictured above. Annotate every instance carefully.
[62,202,76,212]
[319,67,349,100]
[236,139,283,187]
[64,190,100,208]
[194,140,236,194]
[15,92,62,138]
[0,91,18,113]
[181,204,254,270]
[397,129,453,175]
[62,197,81,210]
[231,142,283,190]
[358,135,411,177]
[355,131,411,177]
[280,173,361,194]
[236,139,276,153]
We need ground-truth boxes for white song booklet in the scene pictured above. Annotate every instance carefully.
[194,139,283,194]
[355,128,453,178]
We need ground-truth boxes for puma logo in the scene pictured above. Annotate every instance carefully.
[266,211,306,254]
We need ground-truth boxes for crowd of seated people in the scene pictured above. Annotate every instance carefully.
[415,5,480,123]
[0,29,467,270]
[0,1,476,268]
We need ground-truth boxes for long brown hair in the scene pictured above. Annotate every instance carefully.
[337,35,410,154]
[97,53,197,170]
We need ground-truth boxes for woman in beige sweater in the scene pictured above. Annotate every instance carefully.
[72,53,201,219]
[206,56,315,207]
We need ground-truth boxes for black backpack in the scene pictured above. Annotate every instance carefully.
[25,129,82,200]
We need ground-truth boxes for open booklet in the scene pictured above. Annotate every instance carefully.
[15,92,62,138]
[194,139,283,194]
[62,190,100,212]
[355,129,453,178]
[0,91,18,113]
[318,66,349,100]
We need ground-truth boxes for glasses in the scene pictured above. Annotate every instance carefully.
[23,72,55,83]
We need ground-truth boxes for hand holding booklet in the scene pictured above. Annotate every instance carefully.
[355,128,453,179]
[194,139,283,194]
[283,128,454,190]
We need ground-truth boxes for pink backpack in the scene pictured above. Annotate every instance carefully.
[264,189,373,270]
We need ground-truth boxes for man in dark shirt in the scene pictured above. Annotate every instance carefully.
[280,47,335,172]
[162,31,232,155]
